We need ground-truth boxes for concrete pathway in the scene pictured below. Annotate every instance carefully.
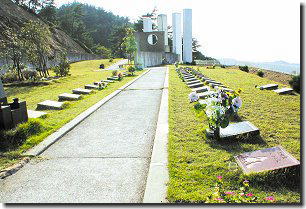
[106,59,129,70]
[0,67,167,203]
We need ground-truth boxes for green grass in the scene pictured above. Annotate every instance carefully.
[0,59,145,170]
[167,65,300,203]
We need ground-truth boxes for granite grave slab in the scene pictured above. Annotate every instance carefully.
[235,146,300,174]
[37,100,64,110]
[85,84,100,90]
[72,88,92,95]
[58,93,82,101]
[220,121,259,139]
[273,88,294,95]
[27,110,47,118]
[259,84,278,90]
[197,91,216,99]
[192,86,210,93]
[186,80,202,85]
[188,82,204,88]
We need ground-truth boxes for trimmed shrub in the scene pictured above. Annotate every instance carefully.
[127,66,136,75]
[53,53,70,77]
[0,119,44,151]
[1,70,19,83]
[22,70,38,80]
[257,70,264,77]
[239,65,249,72]
[109,58,113,62]
[289,74,300,93]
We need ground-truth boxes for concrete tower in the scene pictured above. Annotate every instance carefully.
[143,17,153,32]
[183,9,192,63]
[172,12,182,62]
[157,14,168,46]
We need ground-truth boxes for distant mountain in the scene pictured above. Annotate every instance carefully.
[218,58,300,75]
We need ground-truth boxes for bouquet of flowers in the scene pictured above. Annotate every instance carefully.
[118,72,123,81]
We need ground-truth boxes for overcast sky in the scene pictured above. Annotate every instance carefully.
[54,0,302,64]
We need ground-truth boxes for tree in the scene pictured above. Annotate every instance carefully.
[0,28,25,81]
[21,20,53,77]
[109,25,129,58]
[93,44,112,58]
[121,27,137,64]
[38,1,58,26]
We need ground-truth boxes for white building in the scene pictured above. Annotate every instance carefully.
[172,12,182,62]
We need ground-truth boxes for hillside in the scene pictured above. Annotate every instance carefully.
[0,0,87,54]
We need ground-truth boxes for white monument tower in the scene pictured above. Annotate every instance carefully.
[143,17,153,32]
[157,14,169,49]
[172,12,182,62]
[183,9,192,63]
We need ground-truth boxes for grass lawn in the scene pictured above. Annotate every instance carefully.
[167,65,300,203]
[0,59,145,170]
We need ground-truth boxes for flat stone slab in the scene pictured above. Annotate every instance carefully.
[188,82,204,88]
[206,80,222,85]
[183,75,195,79]
[101,80,114,83]
[184,78,198,82]
[37,100,64,110]
[27,110,47,118]
[221,88,234,92]
[59,93,82,101]
[107,77,118,81]
[72,88,92,95]
[192,86,210,93]
[259,84,278,90]
[235,146,300,174]
[85,84,99,90]
[186,80,201,85]
[220,121,260,139]
[93,81,107,86]
[197,91,216,99]
[273,88,294,94]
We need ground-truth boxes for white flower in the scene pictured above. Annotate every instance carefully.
[232,96,242,109]
[189,92,199,103]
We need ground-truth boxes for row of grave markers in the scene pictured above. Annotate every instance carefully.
[28,73,127,119]
[175,67,299,174]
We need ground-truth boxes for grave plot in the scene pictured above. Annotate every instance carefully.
[27,110,47,119]
[186,80,202,86]
[235,146,300,174]
[273,88,294,95]
[58,93,82,101]
[37,100,64,110]
[107,77,118,81]
[85,84,100,90]
[101,80,114,83]
[93,81,108,86]
[188,82,204,88]
[197,91,216,99]
[72,88,92,95]
[259,84,278,90]
[192,86,210,93]
[219,121,259,139]
[184,78,198,82]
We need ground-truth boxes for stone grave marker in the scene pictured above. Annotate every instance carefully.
[197,91,216,99]
[188,82,204,88]
[58,93,82,101]
[72,88,92,95]
[27,110,47,118]
[37,100,64,110]
[184,78,198,82]
[259,84,278,90]
[235,146,300,174]
[101,80,114,83]
[192,86,210,93]
[220,121,259,139]
[107,77,118,81]
[273,88,294,95]
[85,84,100,90]
[186,80,201,86]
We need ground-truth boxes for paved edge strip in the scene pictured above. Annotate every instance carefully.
[143,67,169,203]
[25,69,151,157]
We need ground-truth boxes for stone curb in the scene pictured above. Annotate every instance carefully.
[143,67,169,203]
[0,157,30,179]
[25,69,151,157]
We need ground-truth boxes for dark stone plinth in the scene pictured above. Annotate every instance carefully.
[220,121,259,139]
[0,100,28,130]
[235,146,300,174]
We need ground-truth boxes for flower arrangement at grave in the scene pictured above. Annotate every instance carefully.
[98,82,106,90]
[118,72,123,81]
[205,176,276,203]
[204,88,243,139]
[189,92,199,103]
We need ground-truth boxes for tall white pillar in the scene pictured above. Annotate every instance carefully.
[172,12,182,62]
[157,14,168,46]
[183,9,192,63]
[143,17,153,32]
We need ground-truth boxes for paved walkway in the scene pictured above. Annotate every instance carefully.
[106,59,129,70]
[0,67,167,203]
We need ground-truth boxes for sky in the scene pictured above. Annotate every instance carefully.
[54,0,302,64]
